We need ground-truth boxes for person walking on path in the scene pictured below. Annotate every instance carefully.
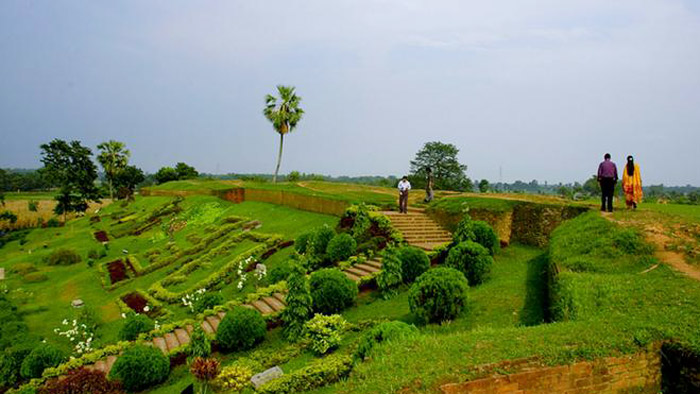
[622,155,643,209]
[398,176,411,214]
[424,167,434,203]
[597,153,618,212]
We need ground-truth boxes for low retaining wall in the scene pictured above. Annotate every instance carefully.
[441,345,661,394]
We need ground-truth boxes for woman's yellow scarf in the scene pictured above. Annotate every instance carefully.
[622,163,643,203]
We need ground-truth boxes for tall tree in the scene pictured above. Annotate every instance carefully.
[40,139,101,223]
[113,165,145,200]
[96,140,130,200]
[478,179,490,193]
[410,141,472,191]
[263,85,304,183]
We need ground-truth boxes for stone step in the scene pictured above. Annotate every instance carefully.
[164,332,180,352]
[174,328,190,346]
[346,266,374,278]
[344,271,362,282]
[414,242,449,251]
[262,296,285,312]
[185,324,194,335]
[217,311,227,320]
[205,315,220,331]
[105,355,117,373]
[200,320,215,335]
[354,263,380,273]
[93,360,106,373]
[364,259,383,269]
[252,299,275,315]
[400,230,451,236]
[153,337,168,355]
[272,292,286,304]
[404,237,453,244]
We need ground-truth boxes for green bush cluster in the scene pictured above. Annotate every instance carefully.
[211,364,253,392]
[326,233,357,262]
[397,246,430,283]
[268,259,296,284]
[20,345,65,379]
[408,267,469,324]
[187,327,211,360]
[304,314,346,355]
[453,217,499,255]
[445,241,493,286]
[309,269,358,314]
[355,321,418,360]
[118,313,154,341]
[45,249,81,266]
[282,264,312,342]
[216,307,266,352]
[193,292,224,314]
[294,232,312,254]
[310,226,335,258]
[257,354,353,394]
[375,248,402,296]
[109,344,169,392]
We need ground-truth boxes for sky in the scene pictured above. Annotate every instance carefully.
[1,1,699,186]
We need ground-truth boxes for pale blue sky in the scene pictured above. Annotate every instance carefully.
[1,1,699,185]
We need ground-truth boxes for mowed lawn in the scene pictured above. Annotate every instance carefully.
[0,196,336,351]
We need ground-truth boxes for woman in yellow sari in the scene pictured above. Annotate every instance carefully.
[622,155,643,209]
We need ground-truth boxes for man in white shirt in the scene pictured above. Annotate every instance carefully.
[397,176,411,213]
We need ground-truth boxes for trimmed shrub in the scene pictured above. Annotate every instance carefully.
[118,314,154,341]
[355,321,418,360]
[309,226,335,258]
[294,232,312,254]
[45,249,81,266]
[445,241,493,286]
[20,344,65,379]
[216,307,266,352]
[408,267,469,323]
[109,345,169,392]
[326,234,357,263]
[309,269,358,315]
[469,220,500,255]
[282,264,313,342]
[452,215,475,244]
[376,248,402,296]
[268,260,295,284]
[22,272,48,283]
[39,368,124,394]
[212,364,253,392]
[256,354,353,394]
[46,217,61,228]
[304,314,346,355]
[9,263,37,276]
[397,246,430,284]
[0,347,32,389]
[193,292,223,314]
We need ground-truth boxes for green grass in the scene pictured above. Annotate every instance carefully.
[427,196,520,215]
[1,191,57,200]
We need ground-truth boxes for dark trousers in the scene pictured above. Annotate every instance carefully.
[399,191,409,213]
[600,178,616,212]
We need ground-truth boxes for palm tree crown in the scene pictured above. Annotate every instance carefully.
[263,85,304,182]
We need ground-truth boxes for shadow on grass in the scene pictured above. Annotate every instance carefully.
[520,253,548,326]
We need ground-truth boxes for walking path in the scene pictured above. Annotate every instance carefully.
[382,209,452,251]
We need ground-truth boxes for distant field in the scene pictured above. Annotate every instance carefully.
[1,198,108,230]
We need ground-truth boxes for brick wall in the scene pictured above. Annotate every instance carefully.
[440,346,661,394]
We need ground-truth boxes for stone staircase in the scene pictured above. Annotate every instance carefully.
[342,258,383,282]
[87,292,287,375]
[382,210,452,251]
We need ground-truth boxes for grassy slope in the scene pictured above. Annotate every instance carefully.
[0,196,335,352]
[309,214,700,394]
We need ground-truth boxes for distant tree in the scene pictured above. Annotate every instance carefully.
[175,162,198,180]
[263,85,304,183]
[582,175,601,196]
[154,167,179,184]
[287,171,301,182]
[96,140,130,200]
[113,165,145,200]
[478,179,490,193]
[410,142,472,191]
[40,139,101,223]
[0,211,17,224]
[558,185,573,199]
[0,169,5,205]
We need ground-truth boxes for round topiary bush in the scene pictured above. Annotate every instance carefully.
[355,321,418,360]
[445,241,493,286]
[45,249,81,266]
[20,344,66,379]
[310,226,335,257]
[452,215,475,244]
[216,307,266,352]
[109,344,169,392]
[408,267,469,323]
[294,232,312,254]
[193,292,224,313]
[268,259,295,284]
[119,313,154,341]
[469,220,499,255]
[398,246,430,284]
[326,233,357,262]
[309,268,358,314]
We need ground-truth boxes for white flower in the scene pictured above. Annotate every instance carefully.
[143,306,150,312]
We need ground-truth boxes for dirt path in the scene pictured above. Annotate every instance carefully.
[602,212,700,281]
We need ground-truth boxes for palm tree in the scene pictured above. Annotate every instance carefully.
[96,140,130,200]
[263,85,304,183]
